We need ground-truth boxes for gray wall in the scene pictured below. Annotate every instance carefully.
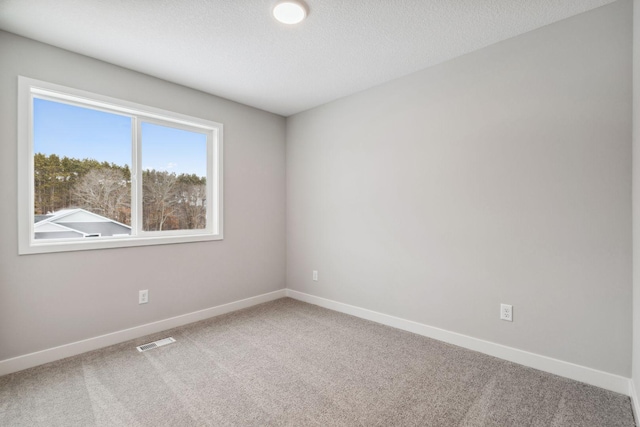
[287,0,632,376]
[0,32,286,361]
[633,0,640,395]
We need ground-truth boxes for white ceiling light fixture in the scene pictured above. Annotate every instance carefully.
[273,1,308,25]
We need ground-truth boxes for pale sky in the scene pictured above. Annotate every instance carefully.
[33,98,207,177]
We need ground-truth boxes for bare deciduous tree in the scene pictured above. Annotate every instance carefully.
[72,168,130,224]
[175,182,207,230]
[143,170,178,231]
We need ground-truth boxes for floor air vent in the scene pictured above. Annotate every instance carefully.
[136,337,176,352]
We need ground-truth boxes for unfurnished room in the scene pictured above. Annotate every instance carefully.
[1,0,640,425]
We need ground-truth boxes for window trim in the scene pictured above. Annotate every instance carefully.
[18,76,224,255]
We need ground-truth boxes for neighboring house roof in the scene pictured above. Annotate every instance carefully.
[34,208,131,240]
[33,221,85,240]
[34,214,53,223]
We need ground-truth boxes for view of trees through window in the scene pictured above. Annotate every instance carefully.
[33,154,207,230]
[33,97,209,237]
[140,122,207,231]
[34,154,132,223]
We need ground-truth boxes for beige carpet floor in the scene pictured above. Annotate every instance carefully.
[0,298,635,426]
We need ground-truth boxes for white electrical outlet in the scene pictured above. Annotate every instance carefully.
[312,270,318,281]
[500,304,513,322]
[139,290,149,305]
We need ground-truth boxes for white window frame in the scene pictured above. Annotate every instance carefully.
[18,76,223,255]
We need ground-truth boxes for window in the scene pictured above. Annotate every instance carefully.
[18,77,223,254]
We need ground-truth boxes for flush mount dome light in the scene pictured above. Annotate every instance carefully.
[273,1,308,24]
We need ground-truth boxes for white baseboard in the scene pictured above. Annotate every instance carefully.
[1,287,633,400]
[0,289,286,377]
[630,379,640,424]
[286,289,631,396]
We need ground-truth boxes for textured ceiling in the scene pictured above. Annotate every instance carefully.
[0,0,618,116]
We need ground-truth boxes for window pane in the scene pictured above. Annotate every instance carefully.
[21,78,223,254]
[33,98,132,240]
[141,122,207,231]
